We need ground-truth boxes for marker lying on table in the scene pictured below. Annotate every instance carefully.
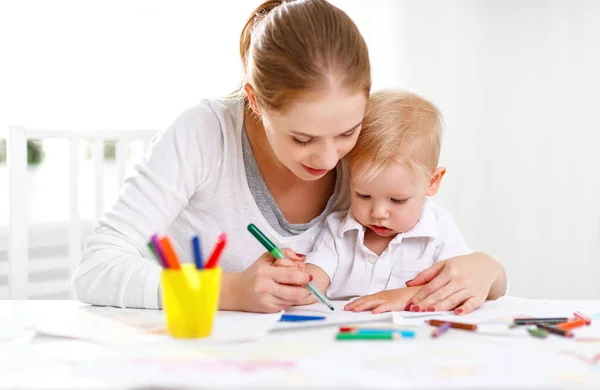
[535,323,574,338]
[527,328,548,339]
[557,318,587,331]
[574,311,592,325]
[279,314,325,322]
[336,332,404,341]
[427,319,478,331]
[247,223,335,311]
[514,317,569,325]
[340,328,415,338]
[432,322,451,338]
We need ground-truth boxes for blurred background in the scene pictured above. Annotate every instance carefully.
[0,0,599,299]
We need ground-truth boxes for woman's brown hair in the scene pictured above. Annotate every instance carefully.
[235,0,371,112]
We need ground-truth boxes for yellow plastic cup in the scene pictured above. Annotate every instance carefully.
[161,264,221,338]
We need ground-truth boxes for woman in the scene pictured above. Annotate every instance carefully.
[73,0,506,313]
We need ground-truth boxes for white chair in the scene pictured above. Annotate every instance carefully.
[6,127,158,299]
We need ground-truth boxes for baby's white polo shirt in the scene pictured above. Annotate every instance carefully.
[305,200,471,300]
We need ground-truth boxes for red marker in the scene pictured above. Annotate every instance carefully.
[205,232,227,268]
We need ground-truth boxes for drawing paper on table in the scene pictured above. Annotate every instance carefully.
[35,306,281,344]
[273,300,392,330]
[393,297,578,326]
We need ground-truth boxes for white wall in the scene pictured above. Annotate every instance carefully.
[358,0,600,299]
[2,0,599,299]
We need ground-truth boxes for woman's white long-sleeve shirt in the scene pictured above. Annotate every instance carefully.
[72,98,350,309]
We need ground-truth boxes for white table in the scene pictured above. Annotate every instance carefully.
[2,300,600,389]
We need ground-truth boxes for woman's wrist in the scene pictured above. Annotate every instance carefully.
[219,271,242,311]
[475,252,507,300]
[488,264,508,300]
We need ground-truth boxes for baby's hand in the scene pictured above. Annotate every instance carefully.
[344,287,421,314]
[272,248,306,271]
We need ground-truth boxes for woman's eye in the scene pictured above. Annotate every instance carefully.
[293,137,312,146]
[341,130,356,138]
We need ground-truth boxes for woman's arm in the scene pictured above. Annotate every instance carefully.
[73,105,221,309]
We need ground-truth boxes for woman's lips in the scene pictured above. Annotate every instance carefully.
[301,164,328,176]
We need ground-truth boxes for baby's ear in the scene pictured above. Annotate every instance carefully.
[426,167,446,196]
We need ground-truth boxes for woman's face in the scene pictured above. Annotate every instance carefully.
[252,88,367,181]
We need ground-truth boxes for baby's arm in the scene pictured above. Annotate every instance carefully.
[344,286,423,313]
[293,212,343,306]
[294,264,331,306]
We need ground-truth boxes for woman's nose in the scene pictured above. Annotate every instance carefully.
[315,141,340,171]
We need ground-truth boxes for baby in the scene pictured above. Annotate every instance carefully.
[303,90,471,313]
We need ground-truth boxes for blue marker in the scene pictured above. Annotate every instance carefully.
[279,314,326,322]
[192,235,203,269]
[352,329,416,338]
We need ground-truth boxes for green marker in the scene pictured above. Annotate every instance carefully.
[247,223,335,311]
[527,328,548,339]
[336,332,401,341]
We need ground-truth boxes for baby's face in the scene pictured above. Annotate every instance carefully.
[350,161,429,237]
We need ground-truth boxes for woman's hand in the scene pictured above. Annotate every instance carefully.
[405,252,507,315]
[272,248,307,270]
[344,287,422,314]
[220,249,311,313]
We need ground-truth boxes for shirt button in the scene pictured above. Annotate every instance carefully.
[368,256,377,264]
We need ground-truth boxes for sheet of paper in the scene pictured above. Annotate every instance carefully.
[272,300,392,330]
[34,305,281,344]
[393,296,581,326]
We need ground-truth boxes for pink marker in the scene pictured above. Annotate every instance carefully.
[574,311,592,325]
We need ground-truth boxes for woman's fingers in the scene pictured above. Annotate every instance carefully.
[268,264,310,285]
[405,261,445,287]
[414,281,462,311]
[275,248,306,270]
[406,268,452,310]
[272,258,299,268]
[282,248,306,262]
[424,288,471,312]
[454,295,485,315]
[270,282,311,302]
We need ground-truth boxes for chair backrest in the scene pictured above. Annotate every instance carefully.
[6,127,158,299]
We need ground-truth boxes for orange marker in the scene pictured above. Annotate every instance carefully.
[159,236,182,270]
[558,318,587,331]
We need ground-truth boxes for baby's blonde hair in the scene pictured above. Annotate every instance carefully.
[348,89,443,182]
